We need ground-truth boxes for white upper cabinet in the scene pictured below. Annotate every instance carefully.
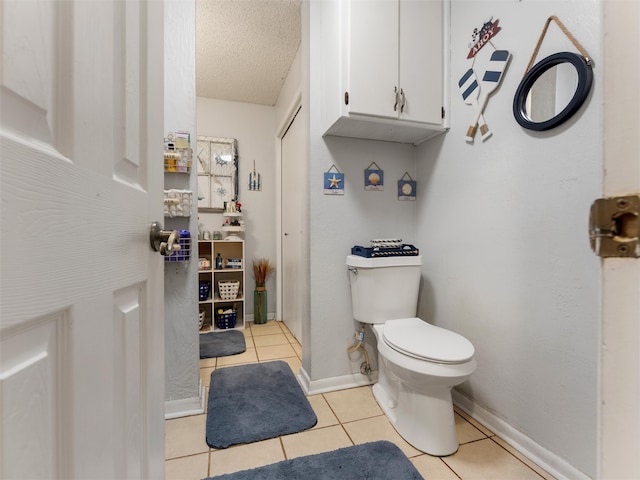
[322,0,449,145]
[348,0,399,119]
[398,0,444,124]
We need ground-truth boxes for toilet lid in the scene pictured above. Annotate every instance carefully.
[383,318,475,364]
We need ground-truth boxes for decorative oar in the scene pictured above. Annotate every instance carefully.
[466,50,511,142]
[458,68,491,142]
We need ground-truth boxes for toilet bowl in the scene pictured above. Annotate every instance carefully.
[372,318,476,456]
[346,254,476,456]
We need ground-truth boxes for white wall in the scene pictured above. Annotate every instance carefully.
[306,0,418,385]
[415,1,601,477]
[306,0,601,478]
[196,98,278,317]
[164,0,201,415]
[275,47,302,129]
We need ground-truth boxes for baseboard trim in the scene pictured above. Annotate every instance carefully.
[164,380,205,419]
[297,367,377,395]
[246,313,277,322]
[452,390,590,480]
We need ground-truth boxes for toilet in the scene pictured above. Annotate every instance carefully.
[346,254,476,456]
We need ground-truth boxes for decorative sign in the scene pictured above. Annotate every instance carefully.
[364,162,384,191]
[398,172,416,201]
[459,17,510,144]
[324,164,344,195]
[467,18,502,59]
[249,160,261,191]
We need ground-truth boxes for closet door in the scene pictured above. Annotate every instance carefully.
[281,106,304,341]
[0,1,165,478]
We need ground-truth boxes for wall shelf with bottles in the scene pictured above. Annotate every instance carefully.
[164,131,192,173]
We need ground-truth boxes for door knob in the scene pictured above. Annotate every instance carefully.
[150,221,181,256]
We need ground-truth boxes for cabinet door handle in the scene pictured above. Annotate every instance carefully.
[400,89,406,113]
[393,86,399,112]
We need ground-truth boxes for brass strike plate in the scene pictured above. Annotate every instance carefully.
[589,195,640,258]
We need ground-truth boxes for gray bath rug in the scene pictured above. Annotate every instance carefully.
[205,360,317,448]
[202,440,424,479]
[199,330,246,359]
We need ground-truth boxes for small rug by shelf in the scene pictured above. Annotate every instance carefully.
[206,360,317,449]
[203,441,424,480]
[200,330,246,359]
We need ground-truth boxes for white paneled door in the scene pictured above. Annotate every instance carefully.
[0,1,165,479]
[281,105,304,341]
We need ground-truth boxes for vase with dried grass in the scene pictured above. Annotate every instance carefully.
[252,258,273,324]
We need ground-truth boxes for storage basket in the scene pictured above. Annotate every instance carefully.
[165,230,192,262]
[215,311,237,329]
[218,280,240,300]
[199,281,211,301]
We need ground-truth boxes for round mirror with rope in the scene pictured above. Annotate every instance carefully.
[513,16,594,132]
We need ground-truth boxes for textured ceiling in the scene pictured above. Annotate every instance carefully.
[196,0,302,106]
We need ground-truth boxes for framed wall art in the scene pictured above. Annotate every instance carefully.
[196,136,239,211]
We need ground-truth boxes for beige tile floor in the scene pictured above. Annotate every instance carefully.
[166,320,556,480]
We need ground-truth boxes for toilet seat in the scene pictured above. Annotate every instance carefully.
[383,317,474,364]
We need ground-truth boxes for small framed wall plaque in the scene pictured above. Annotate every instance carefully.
[324,164,344,195]
[364,162,384,191]
[398,172,416,201]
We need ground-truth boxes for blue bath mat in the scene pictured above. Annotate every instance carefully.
[199,330,246,359]
[203,440,424,479]
[206,360,317,449]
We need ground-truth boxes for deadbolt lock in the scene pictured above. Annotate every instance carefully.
[589,195,640,258]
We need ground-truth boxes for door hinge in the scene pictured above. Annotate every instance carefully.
[589,194,640,258]
[344,92,349,105]
[442,106,445,119]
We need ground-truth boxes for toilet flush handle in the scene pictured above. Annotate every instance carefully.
[348,267,358,276]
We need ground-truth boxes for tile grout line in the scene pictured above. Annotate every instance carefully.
[278,436,289,461]
[488,436,551,479]
[441,457,464,480]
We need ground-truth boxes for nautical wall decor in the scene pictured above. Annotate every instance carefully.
[249,160,261,191]
[324,164,344,195]
[398,173,416,201]
[513,16,593,131]
[458,17,511,144]
[364,162,384,191]
[467,18,502,59]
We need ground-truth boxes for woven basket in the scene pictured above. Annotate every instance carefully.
[218,280,240,300]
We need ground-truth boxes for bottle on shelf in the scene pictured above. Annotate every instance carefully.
[215,253,223,270]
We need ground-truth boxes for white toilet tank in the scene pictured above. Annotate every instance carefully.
[346,255,422,324]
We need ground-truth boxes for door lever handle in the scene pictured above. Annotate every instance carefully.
[150,222,181,256]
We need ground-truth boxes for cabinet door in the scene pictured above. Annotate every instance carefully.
[399,0,443,124]
[348,0,399,118]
